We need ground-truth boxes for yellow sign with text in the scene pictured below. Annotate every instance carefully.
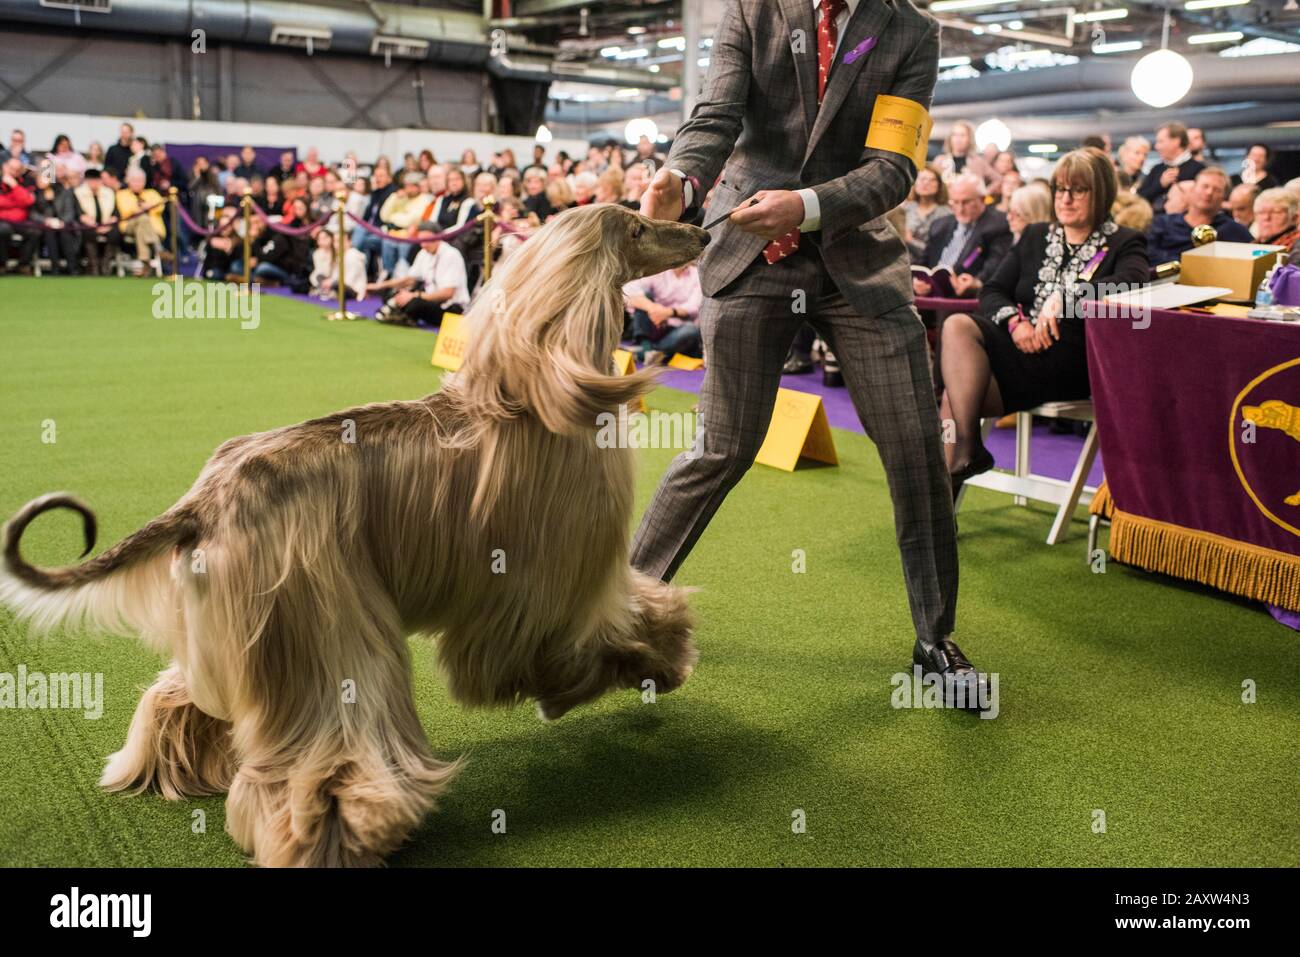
[864,94,933,171]
[431,312,469,371]
[755,388,839,472]
[612,348,647,413]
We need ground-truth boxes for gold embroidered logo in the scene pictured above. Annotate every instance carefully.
[1241,400,1300,506]
[1231,357,1300,536]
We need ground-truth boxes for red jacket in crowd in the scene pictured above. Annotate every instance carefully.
[0,180,35,223]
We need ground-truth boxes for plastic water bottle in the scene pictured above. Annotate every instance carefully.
[1255,254,1282,308]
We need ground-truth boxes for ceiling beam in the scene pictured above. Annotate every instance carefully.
[1125,0,1300,47]
[513,0,665,16]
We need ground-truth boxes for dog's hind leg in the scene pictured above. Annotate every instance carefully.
[224,592,460,867]
[101,664,236,799]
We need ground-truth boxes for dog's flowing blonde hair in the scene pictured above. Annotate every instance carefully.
[1,203,706,866]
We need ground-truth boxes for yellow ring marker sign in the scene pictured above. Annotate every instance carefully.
[755,387,839,472]
[865,94,934,172]
[612,348,647,413]
[431,312,469,371]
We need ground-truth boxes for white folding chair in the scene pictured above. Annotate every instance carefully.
[955,400,1101,545]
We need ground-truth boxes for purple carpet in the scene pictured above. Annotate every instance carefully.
[656,365,1103,486]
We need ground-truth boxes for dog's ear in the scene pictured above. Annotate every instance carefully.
[513,349,660,435]
[454,204,666,435]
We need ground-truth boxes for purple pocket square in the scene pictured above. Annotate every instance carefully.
[842,36,878,65]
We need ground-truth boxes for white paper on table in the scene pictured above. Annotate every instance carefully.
[1103,284,1236,310]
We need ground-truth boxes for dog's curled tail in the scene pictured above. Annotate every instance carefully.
[1,492,195,637]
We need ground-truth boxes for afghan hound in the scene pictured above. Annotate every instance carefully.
[0,203,708,867]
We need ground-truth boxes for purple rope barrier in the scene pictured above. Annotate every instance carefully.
[174,202,230,238]
[248,200,334,236]
[344,211,481,245]
[496,220,533,239]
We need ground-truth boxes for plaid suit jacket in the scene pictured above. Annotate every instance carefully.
[669,0,941,317]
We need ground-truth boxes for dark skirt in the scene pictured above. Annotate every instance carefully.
[970,313,1091,413]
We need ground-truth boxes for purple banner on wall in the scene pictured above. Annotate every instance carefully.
[163,145,295,179]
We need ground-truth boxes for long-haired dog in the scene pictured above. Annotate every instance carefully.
[0,203,707,866]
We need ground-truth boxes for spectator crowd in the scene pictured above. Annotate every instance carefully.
[0,123,674,328]
[2,117,1296,363]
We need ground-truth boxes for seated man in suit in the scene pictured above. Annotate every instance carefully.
[75,167,122,275]
[915,173,1012,299]
[1137,121,1205,215]
[1147,166,1253,265]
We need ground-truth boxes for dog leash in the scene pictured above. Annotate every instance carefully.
[703,198,758,231]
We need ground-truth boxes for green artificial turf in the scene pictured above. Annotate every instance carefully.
[0,277,1296,868]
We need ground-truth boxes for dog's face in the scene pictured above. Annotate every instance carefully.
[591,203,710,282]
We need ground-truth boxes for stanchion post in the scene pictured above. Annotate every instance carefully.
[479,195,497,284]
[241,189,252,287]
[325,189,359,321]
[168,186,179,277]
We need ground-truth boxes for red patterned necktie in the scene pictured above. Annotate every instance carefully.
[764,0,846,265]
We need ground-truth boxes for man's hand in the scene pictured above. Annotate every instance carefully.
[913,277,933,297]
[392,290,415,307]
[641,168,683,222]
[1159,166,1179,188]
[646,303,674,326]
[952,273,981,297]
[730,190,805,240]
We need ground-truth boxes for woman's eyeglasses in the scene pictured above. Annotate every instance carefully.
[1053,184,1092,200]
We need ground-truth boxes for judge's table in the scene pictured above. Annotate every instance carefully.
[1083,297,1300,613]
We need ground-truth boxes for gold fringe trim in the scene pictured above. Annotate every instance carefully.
[1108,508,1300,612]
[1090,480,1113,519]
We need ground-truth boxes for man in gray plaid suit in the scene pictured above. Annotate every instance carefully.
[635,0,985,684]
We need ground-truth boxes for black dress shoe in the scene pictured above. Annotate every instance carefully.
[949,445,995,500]
[912,636,992,711]
[913,636,976,676]
[782,354,813,375]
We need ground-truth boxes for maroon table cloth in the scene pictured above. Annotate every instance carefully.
[1084,302,1300,611]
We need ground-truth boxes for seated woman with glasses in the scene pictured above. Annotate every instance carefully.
[936,147,1150,497]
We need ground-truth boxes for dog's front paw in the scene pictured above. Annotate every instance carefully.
[536,699,569,722]
[640,651,697,697]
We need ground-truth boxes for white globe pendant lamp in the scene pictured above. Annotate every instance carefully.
[976,118,1012,153]
[1131,10,1194,108]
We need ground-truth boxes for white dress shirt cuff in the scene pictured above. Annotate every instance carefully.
[796,188,820,232]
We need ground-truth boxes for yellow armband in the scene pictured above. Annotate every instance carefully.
[864,95,934,172]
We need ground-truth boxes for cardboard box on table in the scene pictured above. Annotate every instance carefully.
[1179,242,1287,302]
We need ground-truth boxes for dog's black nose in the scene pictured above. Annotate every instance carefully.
[698,230,710,247]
